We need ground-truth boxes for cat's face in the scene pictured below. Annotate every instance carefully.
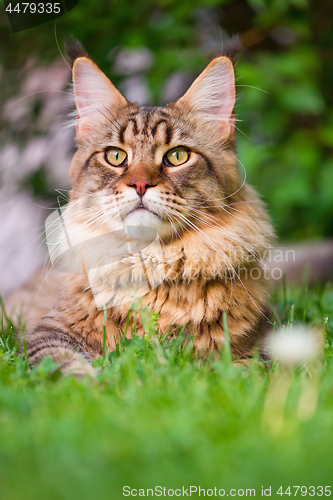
[69,55,240,242]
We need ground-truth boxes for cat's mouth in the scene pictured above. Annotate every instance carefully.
[136,202,148,211]
[128,202,156,216]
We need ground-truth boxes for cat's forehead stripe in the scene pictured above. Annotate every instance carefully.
[151,119,167,136]
[128,118,139,135]
[118,108,174,145]
[118,124,127,144]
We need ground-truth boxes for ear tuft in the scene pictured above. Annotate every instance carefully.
[65,37,89,69]
[220,35,242,66]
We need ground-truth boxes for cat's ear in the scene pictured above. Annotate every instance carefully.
[177,57,236,139]
[72,57,128,138]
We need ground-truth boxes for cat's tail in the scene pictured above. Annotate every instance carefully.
[26,315,96,378]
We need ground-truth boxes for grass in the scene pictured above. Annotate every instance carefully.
[0,282,333,500]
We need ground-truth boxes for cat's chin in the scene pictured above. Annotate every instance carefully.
[124,208,174,241]
[124,208,161,227]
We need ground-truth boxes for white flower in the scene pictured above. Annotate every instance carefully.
[268,327,319,366]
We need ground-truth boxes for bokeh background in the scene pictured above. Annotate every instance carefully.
[0,0,333,296]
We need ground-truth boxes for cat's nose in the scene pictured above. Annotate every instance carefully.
[129,179,153,196]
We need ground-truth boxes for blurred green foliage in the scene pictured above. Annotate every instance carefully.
[0,0,332,241]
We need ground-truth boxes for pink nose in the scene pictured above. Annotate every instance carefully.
[129,179,152,196]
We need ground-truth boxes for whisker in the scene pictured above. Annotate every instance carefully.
[54,22,72,72]
[8,89,73,107]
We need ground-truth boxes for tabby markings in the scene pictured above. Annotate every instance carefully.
[118,113,174,145]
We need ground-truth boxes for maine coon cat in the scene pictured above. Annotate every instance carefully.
[19,39,274,376]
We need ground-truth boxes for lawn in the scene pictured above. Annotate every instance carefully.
[0,282,332,500]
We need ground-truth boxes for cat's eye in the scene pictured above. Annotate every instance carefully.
[105,147,127,166]
[165,147,189,166]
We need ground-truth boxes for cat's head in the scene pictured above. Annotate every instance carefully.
[68,43,242,243]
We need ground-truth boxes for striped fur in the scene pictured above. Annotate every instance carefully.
[19,47,274,375]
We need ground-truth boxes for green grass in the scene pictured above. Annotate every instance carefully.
[0,283,333,500]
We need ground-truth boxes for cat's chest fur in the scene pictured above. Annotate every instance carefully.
[49,216,270,360]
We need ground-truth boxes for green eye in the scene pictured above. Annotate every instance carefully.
[105,147,127,166]
[165,147,189,166]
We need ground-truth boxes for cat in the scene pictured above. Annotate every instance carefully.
[10,38,275,377]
